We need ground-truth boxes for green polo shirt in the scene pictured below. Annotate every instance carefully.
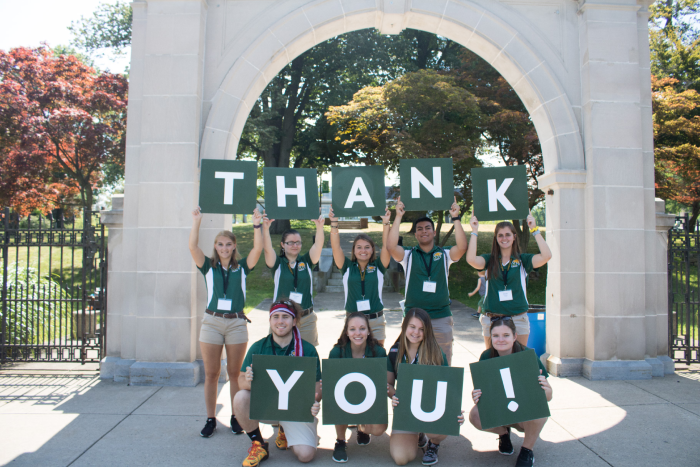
[399,246,455,319]
[340,258,387,314]
[480,253,534,316]
[241,335,322,381]
[271,252,316,309]
[197,256,253,314]
[387,340,449,378]
[329,342,388,359]
[478,348,548,378]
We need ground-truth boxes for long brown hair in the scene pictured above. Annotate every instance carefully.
[397,308,444,367]
[351,234,377,263]
[486,222,522,281]
[334,312,379,357]
[279,229,301,257]
[210,231,239,269]
[488,318,525,358]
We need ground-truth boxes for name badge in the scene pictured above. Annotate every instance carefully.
[423,281,437,293]
[289,292,303,303]
[498,290,513,301]
[217,298,233,311]
[356,300,371,311]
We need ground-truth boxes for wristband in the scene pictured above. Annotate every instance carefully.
[383,223,391,226]
[452,217,461,222]
[529,226,539,233]
[253,224,262,229]
[532,229,541,236]
[470,232,478,237]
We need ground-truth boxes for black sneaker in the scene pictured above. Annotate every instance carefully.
[515,447,534,467]
[332,440,348,463]
[356,429,371,445]
[499,428,513,455]
[231,415,244,434]
[200,418,216,438]
[417,432,428,449]
[422,441,439,465]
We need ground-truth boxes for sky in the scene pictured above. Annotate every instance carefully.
[0,0,129,72]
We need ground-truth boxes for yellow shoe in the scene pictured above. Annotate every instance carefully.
[275,429,288,450]
[242,441,269,467]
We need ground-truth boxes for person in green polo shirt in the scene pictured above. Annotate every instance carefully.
[234,300,322,467]
[189,206,264,439]
[262,209,325,346]
[465,213,552,349]
[469,317,552,467]
[328,312,389,462]
[329,207,392,346]
[386,196,468,365]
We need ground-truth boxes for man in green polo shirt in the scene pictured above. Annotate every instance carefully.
[386,196,468,365]
[233,300,322,466]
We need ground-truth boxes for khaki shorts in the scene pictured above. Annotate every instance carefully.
[269,309,319,346]
[431,316,454,366]
[199,312,248,345]
[369,314,387,341]
[480,312,530,337]
[279,418,319,447]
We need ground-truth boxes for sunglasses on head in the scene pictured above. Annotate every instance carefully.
[490,316,513,323]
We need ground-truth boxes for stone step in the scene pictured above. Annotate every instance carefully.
[327,278,343,286]
[330,273,343,280]
[324,285,344,293]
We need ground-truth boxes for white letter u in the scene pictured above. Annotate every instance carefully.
[410,380,447,422]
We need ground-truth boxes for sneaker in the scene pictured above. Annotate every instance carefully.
[417,432,428,449]
[200,418,216,438]
[356,429,371,445]
[499,428,514,455]
[332,440,348,463]
[515,447,534,467]
[242,441,269,467]
[231,415,244,435]
[275,429,288,450]
[422,441,440,465]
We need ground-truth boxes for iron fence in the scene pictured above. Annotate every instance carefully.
[1,208,107,364]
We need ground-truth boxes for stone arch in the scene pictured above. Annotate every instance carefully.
[200,0,584,174]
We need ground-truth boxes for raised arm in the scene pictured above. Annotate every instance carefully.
[328,206,346,269]
[245,208,264,270]
[528,212,552,268]
[379,207,392,268]
[189,206,206,268]
[262,211,277,268]
[448,196,467,261]
[466,215,486,269]
[386,197,406,262]
[308,208,326,265]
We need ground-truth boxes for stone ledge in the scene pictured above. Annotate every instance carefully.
[657,355,675,375]
[539,170,587,189]
[130,362,201,387]
[545,355,585,377]
[583,359,652,380]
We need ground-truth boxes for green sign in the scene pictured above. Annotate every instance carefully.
[321,358,389,425]
[392,364,464,436]
[322,180,330,194]
[250,355,317,423]
[263,168,319,220]
[471,166,529,222]
[198,160,258,214]
[399,159,454,211]
[469,350,550,430]
[331,166,386,217]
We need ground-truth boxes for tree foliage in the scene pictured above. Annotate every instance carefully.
[68,0,133,58]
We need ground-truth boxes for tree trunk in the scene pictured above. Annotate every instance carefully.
[440,225,455,247]
[512,218,530,253]
[270,219,291,235]
[435,211,444,244]
[690,202,700,233]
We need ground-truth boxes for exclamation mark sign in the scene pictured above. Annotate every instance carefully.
[500,368,519,412]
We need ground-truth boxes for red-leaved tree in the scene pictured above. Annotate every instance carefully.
[0,46,127,215]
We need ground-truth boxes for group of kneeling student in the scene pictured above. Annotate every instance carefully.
[188,196,553,467]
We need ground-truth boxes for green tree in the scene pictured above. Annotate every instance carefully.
[68,0,132,59]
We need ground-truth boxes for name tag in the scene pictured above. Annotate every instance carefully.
[356,300,371,311]
[289,292,303,303]
[498,290,513,301]
[423,281,437,293]
[217,298,233,311]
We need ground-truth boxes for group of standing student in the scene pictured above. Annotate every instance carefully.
[188,200,553,467]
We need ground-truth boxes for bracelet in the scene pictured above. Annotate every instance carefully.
[470,232,478,237]
[331,224,338,227]
[532,229,541,237]
[383,223,391,226]
[529,226,539,233]
[253,224,262,229]
[452,217,461,222]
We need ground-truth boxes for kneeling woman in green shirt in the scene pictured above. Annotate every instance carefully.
[387,308,465,466]
[328,312,389,463]
[329,206,392,346]
[469,317,552,467]
[466,214,552,349]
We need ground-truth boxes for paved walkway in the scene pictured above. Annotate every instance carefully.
[1,297,699,466]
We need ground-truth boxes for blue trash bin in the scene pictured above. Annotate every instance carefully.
[526,305,546,357]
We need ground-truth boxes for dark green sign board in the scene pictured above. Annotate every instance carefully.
[392,364,464,436]
[399,159,454,211]
[469,350,550,430]
[331,166,386,217]
[198,160,258,214]
[250,355,317,423]
[321,358,389,425]
[263,168,319,220]
[471,166,529,222]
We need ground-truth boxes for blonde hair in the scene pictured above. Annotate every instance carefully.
[397,308,444,368]
[210,231,239,269]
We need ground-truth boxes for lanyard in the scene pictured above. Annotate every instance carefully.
[287,260,299,292]
[358,263,367,299]
[500,258,511,290]
[418,249,435,280]
[219,263,231,298]
[269,334,295,356]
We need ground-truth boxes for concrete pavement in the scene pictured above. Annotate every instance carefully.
[1,294,699,466]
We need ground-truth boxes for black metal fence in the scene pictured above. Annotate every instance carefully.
[668,214,700,364]
[1,208,107,364]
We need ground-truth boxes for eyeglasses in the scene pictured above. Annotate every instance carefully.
[490,316,513,323]
[284,241,302,247]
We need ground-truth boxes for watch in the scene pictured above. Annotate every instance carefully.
[451,217,461,222]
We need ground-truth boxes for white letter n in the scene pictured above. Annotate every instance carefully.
[411,167,442,199]
[266,369,304,410]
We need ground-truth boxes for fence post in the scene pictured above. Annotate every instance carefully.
[80,208,89,364]
[1,208,9,363]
